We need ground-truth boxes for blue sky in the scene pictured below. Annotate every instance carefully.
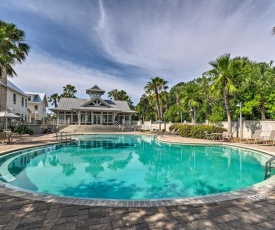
[1,0,275,104]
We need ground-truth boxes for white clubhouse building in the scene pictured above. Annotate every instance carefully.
[51,85,136,126]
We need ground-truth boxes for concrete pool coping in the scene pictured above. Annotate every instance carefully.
[1,132,275,207]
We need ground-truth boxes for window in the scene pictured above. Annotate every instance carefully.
[103,112,113,125]
[25,99,27,108]
[13,94,16,104]
[28,96,31,101]
[34,105,38,110]
[22,97,24,107]
[58,112,65,124]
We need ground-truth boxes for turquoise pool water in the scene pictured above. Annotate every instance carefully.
[0,134,270,200]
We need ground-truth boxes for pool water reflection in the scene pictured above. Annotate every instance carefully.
[0,134,270,200]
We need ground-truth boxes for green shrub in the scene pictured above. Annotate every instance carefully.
[9,125,34,135]
[169,124,226,139]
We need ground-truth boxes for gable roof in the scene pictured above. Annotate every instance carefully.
[6,80,27,96]
[25,92,48,107]
[80,97,113,108]
[86,85,105,94]
[52,98,88,111]
[51,97,136,113]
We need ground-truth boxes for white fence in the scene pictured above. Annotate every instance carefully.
[141,120,275,139]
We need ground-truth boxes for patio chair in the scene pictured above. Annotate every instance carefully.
[222,132,233,142]
[168,128,176,135]
[263,130,275,146]
[173,129,180,135]
[203,131,213,140]
[0,132,8,144]
[247,130,263,144]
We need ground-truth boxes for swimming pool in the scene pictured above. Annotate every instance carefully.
[0,134,271,200]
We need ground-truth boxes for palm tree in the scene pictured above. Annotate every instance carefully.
[272,26,275,35]
[180,81,201,124]
[0,20,30,78]
[108,89,120,100]
[60,84,77,98]
[0,20,30,111]
[144,77,168,121]
[48,93,60,108]
[205,54,238,134]
[108,89,134,109]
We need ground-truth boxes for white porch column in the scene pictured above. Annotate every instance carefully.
[91,111,93,125]
[56,111,59,125]
[78,111,81,125]
[100,111,103,124]
[113,112,118,125]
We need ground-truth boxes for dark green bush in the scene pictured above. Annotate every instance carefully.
[9,125,34,135]
[169,124,226,139]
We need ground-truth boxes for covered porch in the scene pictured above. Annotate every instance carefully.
[56,110,135,126]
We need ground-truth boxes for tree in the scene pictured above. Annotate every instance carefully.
[136,94,155,121]
[0,20,30,111]
[108,89,134,110]
[108,89,120,100]
[180,81,201,124]
[205,54,238,134]
[273,26,275,35]
[60,84,77,98]
[48,93,60,108]
[241,61,275,119]
[0,20,30,78]
[144,77,168,121]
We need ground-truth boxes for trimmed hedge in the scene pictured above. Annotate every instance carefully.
[169,124,226,139]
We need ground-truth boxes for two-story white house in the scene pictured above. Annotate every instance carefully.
[25,92,48,123]
[0,74,48,128]
[3,80,29,121]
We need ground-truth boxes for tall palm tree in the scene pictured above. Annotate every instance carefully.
[61,84,77,98]
[0,20,30,111]
[0,20,30,78]
[205,54,238,134]
[272,26,275,35]
[48,93,60,108]
[144,77,168,121]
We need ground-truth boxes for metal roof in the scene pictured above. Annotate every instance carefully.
[52,98,136,113]
[25,92,48,107]
[7,80,27,96]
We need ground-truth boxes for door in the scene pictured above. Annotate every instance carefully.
[93,114,101,124]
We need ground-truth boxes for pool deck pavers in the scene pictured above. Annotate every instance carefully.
[1,133,275,229]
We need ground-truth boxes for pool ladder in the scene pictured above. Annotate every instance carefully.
[265,156,275,179]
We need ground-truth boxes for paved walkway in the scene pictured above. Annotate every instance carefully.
[0,133,275,229]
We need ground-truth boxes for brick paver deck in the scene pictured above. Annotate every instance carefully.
[0,133,275,229]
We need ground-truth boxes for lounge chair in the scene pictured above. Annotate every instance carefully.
[168,128,176,135]
[263,130,275,146]
[173,129,179,135]
[247,130,263,144]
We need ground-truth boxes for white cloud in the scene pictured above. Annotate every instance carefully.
[4,0,275,97]
[9,51,144,105]
[95,0,275,81]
